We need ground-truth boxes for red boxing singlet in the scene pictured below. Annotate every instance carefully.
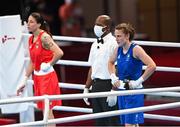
[28,31,62,110]
[29,31,53,71]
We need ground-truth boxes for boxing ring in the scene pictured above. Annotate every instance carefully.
[1,34,180,126]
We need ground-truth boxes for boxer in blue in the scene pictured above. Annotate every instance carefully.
[108,23,156,127]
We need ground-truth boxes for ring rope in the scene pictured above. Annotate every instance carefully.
[24,58,180,72]
[22,33,180,47]
[59,82,180,98]
[0,86,180,105]
[4,102,180,127]
[47,102,180,125]
[53,106,180,122]
[1,86,180,105]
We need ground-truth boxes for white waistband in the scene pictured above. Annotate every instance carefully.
[34,67,54,76]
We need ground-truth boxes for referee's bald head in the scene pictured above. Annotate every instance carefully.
[95,15,112,27]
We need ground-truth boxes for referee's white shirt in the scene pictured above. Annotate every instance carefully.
[88,33,118,80]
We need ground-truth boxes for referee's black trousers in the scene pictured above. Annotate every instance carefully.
[91,79,120,126]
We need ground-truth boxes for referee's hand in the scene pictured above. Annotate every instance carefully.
[83,88,90,105]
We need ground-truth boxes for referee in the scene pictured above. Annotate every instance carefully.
[83,15,119,126]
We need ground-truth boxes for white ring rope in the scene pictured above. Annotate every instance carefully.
[42,87,180,101]
[57,60,180,72]
[43,102,180,125]
[26,80,180,98]
[22,33,180,47]
[1,86,180,126]
[2,80,178,126]
[57,59,90,67]
[59,82,180,98]
[144,114,180,122]
[133,40,180,48]
[146,92,180,97]
[1,86,180,105]
[60,82,85,90]
[53,106,92,113]
[4,102,180,127]
[54,106,180,122]
[25,80,180,98]
[24,58,180,72]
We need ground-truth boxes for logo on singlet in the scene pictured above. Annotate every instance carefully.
[126,54,130,61]
[118,54,121,59]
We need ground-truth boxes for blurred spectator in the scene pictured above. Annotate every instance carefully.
[24,0,50,22]
[58,0,86,37]
[24,0,64,35]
